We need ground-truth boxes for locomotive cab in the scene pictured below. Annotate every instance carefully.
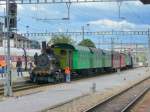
[51,44,73,70]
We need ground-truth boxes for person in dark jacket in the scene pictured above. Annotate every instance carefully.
[34,53,38,65]
[16,58,23,77]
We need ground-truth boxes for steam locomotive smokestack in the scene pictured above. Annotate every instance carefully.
[42,41,47,51]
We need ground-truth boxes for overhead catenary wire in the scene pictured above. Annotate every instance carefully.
[0,0,138,5]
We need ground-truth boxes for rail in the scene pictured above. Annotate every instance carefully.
[0,82,49,96]
[84,76,150,112]
[121,87,150,112]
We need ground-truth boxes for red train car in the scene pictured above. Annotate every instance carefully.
[120,53,126,68]
[112,51,120,70]
[112,52,126,70]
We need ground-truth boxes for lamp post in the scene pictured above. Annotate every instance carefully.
[4,0,13,97]
[81,26,84,40]
[81,24,90,40]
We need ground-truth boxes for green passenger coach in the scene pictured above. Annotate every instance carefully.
[73,45,91,69]
[51,43,108,74]
[102,50,112,71]
[52,43,91,70]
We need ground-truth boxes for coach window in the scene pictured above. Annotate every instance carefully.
[60,50,66,55]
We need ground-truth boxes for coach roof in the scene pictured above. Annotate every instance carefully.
[51,43,90,52]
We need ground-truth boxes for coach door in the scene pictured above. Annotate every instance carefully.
[67,50,73,68]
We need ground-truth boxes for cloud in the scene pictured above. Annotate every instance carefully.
[89,19,150,30]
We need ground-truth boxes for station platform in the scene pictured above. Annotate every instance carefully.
[0,67,149,112]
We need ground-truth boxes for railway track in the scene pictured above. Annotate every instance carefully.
[84,77,150,112]
[121,88,150,112]
[0,82,49,96]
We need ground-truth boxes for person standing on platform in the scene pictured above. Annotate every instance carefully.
[0,60,6,78]
[1,68,4,78]
[0,64,4,78]
[34,52,38,65]
[65,66,71,83]
[28,60,33,74]
[16,58,23,77]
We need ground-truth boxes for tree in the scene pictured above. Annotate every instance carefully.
[78,39,96,48]
[48,34,74,45]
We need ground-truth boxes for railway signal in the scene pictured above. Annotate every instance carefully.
[5,3,17,30]
[9,3,17,29]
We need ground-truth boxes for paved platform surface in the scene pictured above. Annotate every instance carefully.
[0,67,149,112]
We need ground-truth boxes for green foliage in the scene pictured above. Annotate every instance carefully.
[48,34,74,45]
[78,39,96,48]
[137,53,147,63]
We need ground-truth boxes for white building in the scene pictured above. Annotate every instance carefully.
[0,32,41,69]
[0,33,40,49]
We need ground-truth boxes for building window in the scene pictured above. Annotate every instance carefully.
[0,39,3,47]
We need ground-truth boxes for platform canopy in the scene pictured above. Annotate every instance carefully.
[140,0,150,4]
